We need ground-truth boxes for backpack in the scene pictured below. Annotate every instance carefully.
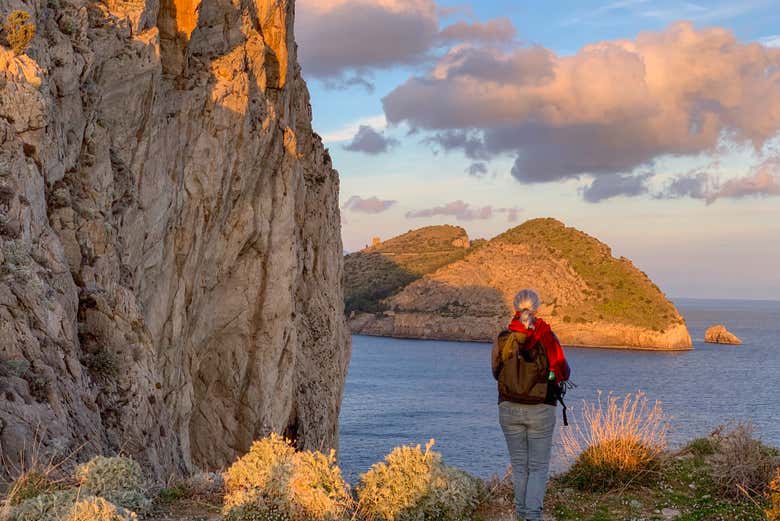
[495,330,551,404]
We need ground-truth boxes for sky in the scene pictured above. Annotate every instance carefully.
[294,0,780,300]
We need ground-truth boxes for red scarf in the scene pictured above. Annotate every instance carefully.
[508,314,569,384]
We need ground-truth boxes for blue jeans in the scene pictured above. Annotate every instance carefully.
[498,401,556,521]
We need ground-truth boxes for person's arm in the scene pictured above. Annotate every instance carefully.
[543,331,570,383]
[491,338,501,380]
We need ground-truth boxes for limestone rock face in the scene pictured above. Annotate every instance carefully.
[704,325,742,345]
[0,0,349,477]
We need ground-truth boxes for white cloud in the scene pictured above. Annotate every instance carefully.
[320,114,388,143]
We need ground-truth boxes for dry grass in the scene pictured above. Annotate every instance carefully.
[3,11,35,55]
[0,427,78,519]
[768,468,780,521]
[559,391,668,491]
[709,422,779,499]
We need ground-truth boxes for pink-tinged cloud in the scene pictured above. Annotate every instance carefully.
[437,18,517,44]
[707,157,780,203]
[342,195,398,213]
[296,0,439,80]
[656,156,780,203]
[406,200,520,221]
[296,0,520,88]
[383,22,780,183]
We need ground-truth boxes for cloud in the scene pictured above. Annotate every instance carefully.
[296,0,439,81]
[296,0,520,89]
[465,162,488,177]
[405,200,520,221]
[495,206,521,222]
[708,156,780,203]
[655,156,780,203]
[406,200,493,220]
[342,195,398,213]
[383,22,780,185]
[437,18,517,44]
[343,125,400,154]
[581,172,652,202]
[321,115,387,143]
[759,35,780,47]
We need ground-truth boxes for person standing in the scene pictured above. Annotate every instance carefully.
[491,289,571,521]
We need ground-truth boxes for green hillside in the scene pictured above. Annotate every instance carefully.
[345,218,684,333]
[495,218,681,330]
[344,225,472,313]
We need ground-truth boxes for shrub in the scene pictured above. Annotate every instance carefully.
[6,490,77,521]
[66,496,137,521]
[223,434,351,521]
[74,456,150,512]
[709,422,778,499]
[356,439,483,521]
[560,391,668,491]
[5,470,59,506]
[3,11,35,55]
[685,436,717,456]
[768,468,780,521]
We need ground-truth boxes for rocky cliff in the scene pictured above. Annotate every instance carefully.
[347,219,691,350]
[0,0,349,477]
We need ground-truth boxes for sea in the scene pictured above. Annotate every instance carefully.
[337,298,780,483]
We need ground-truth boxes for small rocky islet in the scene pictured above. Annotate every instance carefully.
[704,324,743,344]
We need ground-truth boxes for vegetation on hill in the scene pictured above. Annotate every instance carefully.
[344,225,472,314]
[495,218,681,331]
[345,218,683,334]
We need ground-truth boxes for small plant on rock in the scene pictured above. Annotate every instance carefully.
[560,391,668,491]
[3,10,35,55]
[356,439,484,521]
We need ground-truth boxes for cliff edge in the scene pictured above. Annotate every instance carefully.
[0,0,349,476]
[347,219,691,350]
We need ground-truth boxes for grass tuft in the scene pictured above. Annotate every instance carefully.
[559,391,668,492]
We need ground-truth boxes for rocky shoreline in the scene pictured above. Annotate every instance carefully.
[349,312,693,350]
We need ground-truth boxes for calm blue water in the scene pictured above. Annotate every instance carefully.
[337,298,780,482]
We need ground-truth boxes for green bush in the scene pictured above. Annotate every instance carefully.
[356,439,483,521]
[685,436,717,457]
[6,490,77,521]
[223,434,351,521]
[3,10,35,55]
[74,456,150,512]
